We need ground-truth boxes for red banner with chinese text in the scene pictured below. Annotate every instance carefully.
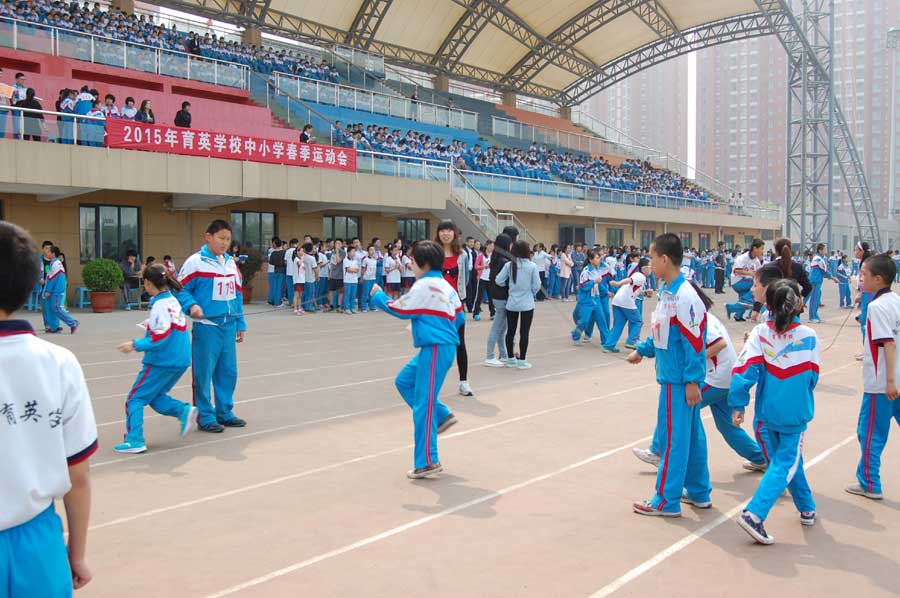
[105,119,356,172]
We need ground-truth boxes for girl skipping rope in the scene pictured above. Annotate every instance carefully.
[731,279,820,544]
[114,264,198,453]
[368,240,465,479]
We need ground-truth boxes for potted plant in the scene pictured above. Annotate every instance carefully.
[236,245,264,305]
[82,258,124,313]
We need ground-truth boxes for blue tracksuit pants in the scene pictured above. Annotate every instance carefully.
[395,344,455,469]
[301,282,316,311]
[651,386,765,465]
[343,283,358,312]
[856,392,900,495]
[650,383,711,512]
[603,305,641,349]
[838,282,852,307]
[0,505,72,598]
[362,280,376,310]
[808,282,823,321]
[267,272,276,304]
[746,430,815,520]
[270,273,286,306]
[191,320,239,426]
[43,293,77,331]
[572,296,609,344]
[124,364,190,443]
[726,279,754,319]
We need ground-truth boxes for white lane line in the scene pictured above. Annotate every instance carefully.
[587,434,857,598]
[88,365,629,524]
[202,433,655,598]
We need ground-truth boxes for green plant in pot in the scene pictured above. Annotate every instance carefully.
[82,258,124,313]
[236,245,264,305]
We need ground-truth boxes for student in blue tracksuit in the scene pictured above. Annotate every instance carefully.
[846,254,900,501]
[114,264,198,453]
[632,285,767,471]
[808,243,837,323]
[726,239,764,322]
[42,246,78,334]
[571,249,611,346]
[731,279,819,544]
[177,220,248,433]
[602,258,650,352]
[368,240,464,479]
[627,234,711,517]
[836,255,853,308]
[854,242,875,344]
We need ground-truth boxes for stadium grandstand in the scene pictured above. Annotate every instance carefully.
[0,0,856,299]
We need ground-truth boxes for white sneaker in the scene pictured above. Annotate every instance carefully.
[458,381,474,397]
[845,484,883,500]
[484,358,505,368]
[742,460,768,472]
[632,447,660,467]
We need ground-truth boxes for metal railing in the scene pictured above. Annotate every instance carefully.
[331,44,385,76]
[0,105,107,145]
[272,72,478,132]
[0,16,251,89]
[492,115,625,157]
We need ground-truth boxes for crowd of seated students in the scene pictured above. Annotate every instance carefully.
[1,0,342,81]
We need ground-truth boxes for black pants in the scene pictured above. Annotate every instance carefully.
[536,272,547,301]
[472,279,494,317]
[456,322,468,381]
[505,309,534,361]
[715,269,725,293]
[465,274,477,312]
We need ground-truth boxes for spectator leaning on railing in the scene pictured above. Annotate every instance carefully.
[14,87,43,142]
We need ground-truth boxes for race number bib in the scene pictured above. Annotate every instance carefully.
[212,276,236,301]
[651,296,677,350]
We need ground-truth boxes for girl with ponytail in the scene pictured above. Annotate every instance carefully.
[114,263,197,453]
[730,278,820,544]
[855,242,875,347]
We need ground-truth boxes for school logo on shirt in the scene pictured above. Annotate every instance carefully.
[688,304,700,330]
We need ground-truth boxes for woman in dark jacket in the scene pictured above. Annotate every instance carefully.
[134,99,155,124]
[14,88,43,141]
[772,237,812,298]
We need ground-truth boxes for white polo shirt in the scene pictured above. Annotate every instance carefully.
[863,291,900,394]
[612,272,647,310]
[704,314,737,389]
[0,320,98,531]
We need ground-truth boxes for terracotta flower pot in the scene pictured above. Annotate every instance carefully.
[89,291,117,313]
[242,285,254,305]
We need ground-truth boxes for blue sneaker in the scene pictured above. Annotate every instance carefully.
[473,314,481,321]
[737,511,774,544]
[570,330,580,344]
[179,406,198,438]
[114,441,147,454]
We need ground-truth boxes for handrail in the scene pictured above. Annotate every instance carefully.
[272,71,479,132]
[252,71,341,139]
[0,15,250,90]
[330,44,385,76]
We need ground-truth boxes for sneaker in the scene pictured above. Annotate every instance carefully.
[473,314,481,321]
[632,500,680,517]
[362,309,368,313]
[114,441,147,454]
[742,461,768,472]
[734,317,746,322]
[458,381,474,397]
[570,330,580,343]
[800,511,817,526]
[406,463,443,479]
[632,447,660,467]
[490,315,495,320]
[437,414,457,434]
[504,358,518,368]
[217,417,246,428]
[484,358,505,368]
[624,343,636,350]
[681,489,712,509]
[601,346,620,353]
[737,511,774,545]
[810,318,822,324]
[845,484,883,500]
[516,360,533,369]
[336,307,343,314]
[198,422,225,433]
[70,323,79,334]
[179,406,198,438]
[725,305,734,320]
[855,353,863,361]
[581,337,592,343]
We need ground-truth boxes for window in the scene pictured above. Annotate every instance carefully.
[323,215,360,242]
[231,211,276,253]
[698,233,710,252]
[606,228,624,247]
[744,235,754,248]
[724,234,735,249]
[79,205,140,263]
[398,218,429,242]
[640,230,655,250]
[679,232,692,249]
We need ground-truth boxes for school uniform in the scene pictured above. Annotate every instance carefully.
[836,262,852,308]
[284,247,297,301]
[300,253,318,312]
[369,271,464,469]
[292,254,306,295]
[571,264,612,344]
[317,252,330,308]
[0,320,97,597]
[119,291,194,449]
[634,274,711,514]
[177,245,247,427]
[266,247,276,305]
[361,256,378,311]
[43,258,78,332]
[603,272,646,349]
[650,314,765,465]
[808,254,831,321]
[401,255,415,290]
[726,251,759,320]
[384,255,402,293]
[342,257,360,312]
[855,289,900,495]
[730,318,819,520]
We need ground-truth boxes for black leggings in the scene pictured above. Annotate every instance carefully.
[472,279,494,317]
[505,309,534,360]
[457,322,468,381]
